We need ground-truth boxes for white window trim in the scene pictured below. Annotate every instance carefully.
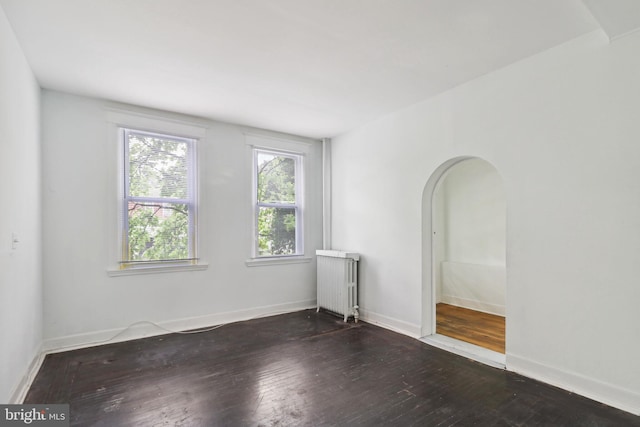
[106,109,208,276]
[245,133,311,266]
[106,109,207,139]
[252,148,304,258]
[121,129,197,266]
[107,262,209,277]
[244,257,312,267]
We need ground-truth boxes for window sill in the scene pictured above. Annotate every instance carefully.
[107,262,209,277]
[245,256,312,267]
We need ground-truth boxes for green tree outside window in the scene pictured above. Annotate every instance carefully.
[256,152,299,256]
[124,131,195,263]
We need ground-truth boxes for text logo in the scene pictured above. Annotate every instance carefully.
[0,405,69,427]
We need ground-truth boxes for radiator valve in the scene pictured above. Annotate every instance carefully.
[353,305,359,323]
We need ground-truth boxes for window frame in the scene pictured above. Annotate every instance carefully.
[120,127,198,269]
[252,147,304,259]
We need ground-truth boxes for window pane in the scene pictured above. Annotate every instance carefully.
[128,201,189,261]
[257,153,295,203]
[258,206,296,256]
[128,133,188,199]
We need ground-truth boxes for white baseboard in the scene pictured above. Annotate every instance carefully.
[421,334,505,369]
[359,308,421,338]
[9,344,45,404]
[25,304,640,417]
[507,353,640,416]
[43,300,316,353]
[440,295,505,317]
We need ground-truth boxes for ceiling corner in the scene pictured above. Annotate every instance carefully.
[582,0,640,41]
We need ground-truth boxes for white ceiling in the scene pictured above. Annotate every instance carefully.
[1,0,602,138]
[583,0,640,40]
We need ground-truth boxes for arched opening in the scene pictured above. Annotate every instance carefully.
[421,157,506,367]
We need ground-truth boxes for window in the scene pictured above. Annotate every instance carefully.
[253,149,303,257]
[121,129,197,267]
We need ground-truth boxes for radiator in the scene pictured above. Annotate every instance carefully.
[316,250,360,322]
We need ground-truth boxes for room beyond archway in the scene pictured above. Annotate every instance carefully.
[426,158,506,359]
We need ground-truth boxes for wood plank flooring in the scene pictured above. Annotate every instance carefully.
[436,303,505,353]
[25,310,638,426]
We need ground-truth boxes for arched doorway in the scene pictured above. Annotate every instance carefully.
[421,157,506,367]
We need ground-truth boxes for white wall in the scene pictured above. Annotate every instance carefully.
[0,6,42,403]
[41,91,323,349]
[332,29,640,414]
[441,159,505,265]
[440,262,505,316]
[436,159,506,315]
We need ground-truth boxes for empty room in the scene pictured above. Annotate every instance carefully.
[1,1,639,425]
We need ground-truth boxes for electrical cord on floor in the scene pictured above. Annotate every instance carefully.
[18,309,315,403]
[105,320,226,342]
[53,308,309,352]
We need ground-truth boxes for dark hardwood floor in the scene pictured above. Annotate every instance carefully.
[25,310,638,426]
[436,303,505,353]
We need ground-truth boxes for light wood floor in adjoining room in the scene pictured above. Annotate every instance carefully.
[436,303,505,353]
